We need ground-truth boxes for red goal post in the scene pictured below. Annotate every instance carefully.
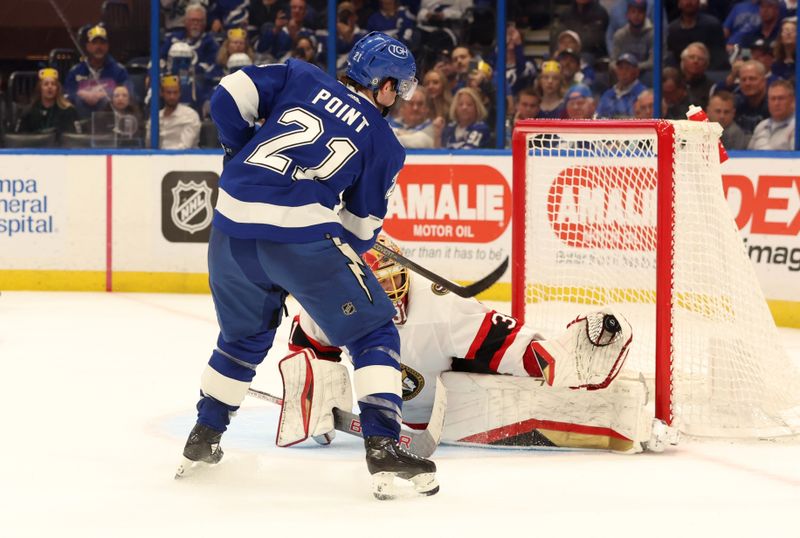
[511,119,800,439]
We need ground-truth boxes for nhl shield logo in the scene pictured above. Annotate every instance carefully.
[170,180,213,234]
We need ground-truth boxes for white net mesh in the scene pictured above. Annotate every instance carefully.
[517,120,800,438]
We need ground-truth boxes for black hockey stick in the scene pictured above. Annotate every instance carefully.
[371,242,508,298]
[246,377,446,458]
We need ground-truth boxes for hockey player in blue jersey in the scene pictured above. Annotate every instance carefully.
[175,31,437,499]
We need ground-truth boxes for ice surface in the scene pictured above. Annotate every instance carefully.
[1,291,798,537]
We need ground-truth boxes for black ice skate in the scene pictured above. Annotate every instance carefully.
[174,423,224,479]
[365,436,438,500]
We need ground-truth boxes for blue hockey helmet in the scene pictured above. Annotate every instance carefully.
[346,32,417,101]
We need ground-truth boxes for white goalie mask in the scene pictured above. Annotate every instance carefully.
[363,235,410,325]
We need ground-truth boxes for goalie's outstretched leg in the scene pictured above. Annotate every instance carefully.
[365,436,438,500]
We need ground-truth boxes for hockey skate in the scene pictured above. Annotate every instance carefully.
[365,436,438,500]
[174,423,224,479]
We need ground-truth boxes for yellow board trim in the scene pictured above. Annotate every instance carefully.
[0,270,106,291]
[112,272,210,293]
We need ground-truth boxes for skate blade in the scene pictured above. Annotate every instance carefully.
[371,472,439,500]
[174,456,216,479]
[174,456,194,479]
[411,472,439,496]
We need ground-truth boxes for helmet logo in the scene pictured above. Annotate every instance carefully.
[387,44,409,58]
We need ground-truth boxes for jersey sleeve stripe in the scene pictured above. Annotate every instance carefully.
[339,207,383,240]
[215,187,340,228]
[219,69,259,127]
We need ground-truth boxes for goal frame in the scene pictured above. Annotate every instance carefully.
[511,119,677,426]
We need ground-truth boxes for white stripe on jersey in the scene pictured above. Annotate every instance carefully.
[340,207,382,240]
[353,365,401,399]
[215,187,340,228]
[219,69,259,127]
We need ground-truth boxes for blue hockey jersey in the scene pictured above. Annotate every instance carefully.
[210,59,405,254]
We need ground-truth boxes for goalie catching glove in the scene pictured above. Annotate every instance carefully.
[529,308,633,390]
[276,348,353,447]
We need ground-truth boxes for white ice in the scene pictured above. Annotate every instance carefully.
[1,291,798,537]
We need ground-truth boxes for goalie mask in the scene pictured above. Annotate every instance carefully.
[363,235,410,325]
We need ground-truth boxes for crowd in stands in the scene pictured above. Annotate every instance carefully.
[5,0,799,151]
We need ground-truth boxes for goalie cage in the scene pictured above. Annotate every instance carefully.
[511,119,800,439]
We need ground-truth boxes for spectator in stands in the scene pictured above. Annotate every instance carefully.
[146,75,201,149]
[534,61,566,119]
[64,25,129,120]
[505,87,540,147]
[772,18,796,81]
[610,0,655,73]
[417,0,473,30]
[249,0,287,33]
[564,84,596,119]
[441,87,491,149]
[596,53,646,118]
[15,68,79,142]
[750,38,779,80]
[255,7,293,63]
[161,3,220,76]
[110,85,143,144]
[554,30,596,88]
[451,46,474,91]
[740,0,784,49]
[423,69,453,123]
[208,0,250,32]
[724,0,763,50]
[502,23,537,97]
[162,0,209,31]
[291,35,318,65]
[748,79,795,149]
[733,60,771,134]
[633,88,655,118]
[287,0,316,41]
[366,0,416,46]
[214,28,256,79]
[680,42,714,109]
[165,42,210,114]
[605,0,665,59]
[333,2,367,71]
[662,66,692,119]
[667,0,729,70]
[389,87,436,149]
[707,90,752,149]
[553,0,610,61]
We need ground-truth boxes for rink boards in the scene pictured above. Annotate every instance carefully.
[0,150,797,327]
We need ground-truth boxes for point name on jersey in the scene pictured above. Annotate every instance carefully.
[311,89,370,133]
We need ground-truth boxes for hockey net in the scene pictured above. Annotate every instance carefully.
[511,119,800,438]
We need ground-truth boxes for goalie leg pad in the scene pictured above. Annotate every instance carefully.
[277,349,353,447]
[534,308,633,390]
[440,371,652,454]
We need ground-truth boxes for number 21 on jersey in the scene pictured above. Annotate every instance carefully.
[245,107,358,181]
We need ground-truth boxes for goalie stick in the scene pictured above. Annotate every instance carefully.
[371,241,508,298]
[246,376,446,458]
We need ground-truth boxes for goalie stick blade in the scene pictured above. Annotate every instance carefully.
[371,241,508,298]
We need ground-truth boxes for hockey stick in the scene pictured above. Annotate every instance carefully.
[371,242,508,298]
[246,377,446,458]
